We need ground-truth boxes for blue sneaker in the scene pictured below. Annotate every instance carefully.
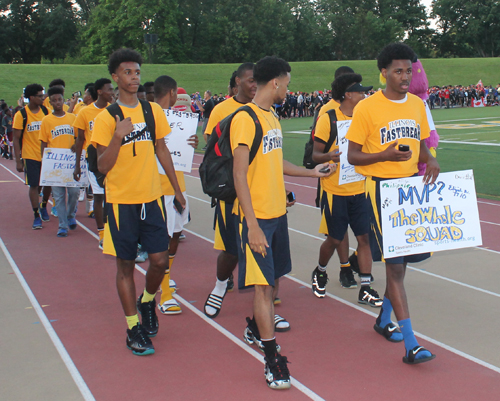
[57,228,68,237]
[39,204,50,222]
[32,216,42,230]
[68,218,77,230]
[51,207,58,217]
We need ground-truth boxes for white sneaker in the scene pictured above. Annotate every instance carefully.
[157,298,182,315]
[78,188,85,202]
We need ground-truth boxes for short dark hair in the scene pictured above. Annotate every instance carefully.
[108,48,143,75]
[331,73,362,101]
[94,78,111,92]
[87,85,98,101]
[144,81,154,90]
[334,66,354,79]
[236,62,255,78]
[49,79,65,88]
[48,86,64,97]
[138,85,146,93]
[253,56,291,85]
[84,82,94,91]
[154,75,177,99]
[24,84,44,99]
[229,71,238,89]
[377,43,417,71]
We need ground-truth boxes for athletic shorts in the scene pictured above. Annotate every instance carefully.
[88,169,104,195]
[365,176,431,265]
[103,198,169,260]
[213,200,238,256]
[236,213,292,289]
[24,159,41,187]
[164,192,190,237]
[319,190,369,240]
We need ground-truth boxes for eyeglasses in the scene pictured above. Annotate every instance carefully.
[34,94,44,98]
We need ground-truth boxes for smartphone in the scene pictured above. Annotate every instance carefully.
[74,91,82,97]
[398,144,410,152]
[287,191,296,203]
[173,198,183,214]
[319,165,331,174]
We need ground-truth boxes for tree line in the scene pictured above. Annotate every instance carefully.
[1,0,499,64]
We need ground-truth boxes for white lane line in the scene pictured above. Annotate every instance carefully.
[0,238,96,401]
[133,236,324,401]
[183,228,500,374]
[478,200,500,207]
[481,220,500,227]
[440,140,500,146]
[435,117,498,123]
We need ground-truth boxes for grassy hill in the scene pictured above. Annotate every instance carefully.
[1,58,499,105]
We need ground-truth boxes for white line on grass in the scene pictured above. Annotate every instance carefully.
[440,140,500,146]
[0,238,96,401]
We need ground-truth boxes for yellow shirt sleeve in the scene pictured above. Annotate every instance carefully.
[73,109,87,131]
[38,116,51,143]
[13,110,24,130]
[314,113,331,143]
[230,111,255,152]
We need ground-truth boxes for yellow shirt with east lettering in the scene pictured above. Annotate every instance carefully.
[91,101,169,204]
[73,102,108,151]
[315,110,364,196]
[13,106,48,161]
[346,91,430,178]
[43,97,70,113]
[73,102,87,115]
[39,113,76,149]
[230,103,286,219]
[318,99,340,118]
[205,97,247,136]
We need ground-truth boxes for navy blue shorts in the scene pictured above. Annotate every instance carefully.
[319,191,369,241]
[213,200,238,256]
[366,176,431,265]
[24,159,41,187]
[103,198,169,260]
[236,213,292,289]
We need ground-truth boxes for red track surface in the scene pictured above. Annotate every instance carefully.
[2,157,500,400]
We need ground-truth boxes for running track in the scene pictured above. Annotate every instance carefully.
[1,154,500,400]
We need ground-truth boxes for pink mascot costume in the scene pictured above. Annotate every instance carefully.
[408,59,439,175]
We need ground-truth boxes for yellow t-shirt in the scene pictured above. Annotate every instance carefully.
[205,97,247,136]
[230,103,286,220]
[12,106,48,161]
[346,91,430,178]
[43,97,70,112]
[91,101,170,204]
[73,102,107,151]
[315,110,364,196]
[317,99,340,118]
[73,102,87,115]
[39,113,76,149]
[160,171,186,196]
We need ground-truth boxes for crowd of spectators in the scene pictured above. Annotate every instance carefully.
[428,84,500,109]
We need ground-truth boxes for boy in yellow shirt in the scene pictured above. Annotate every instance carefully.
[347,43,440,364]
[39,87,78,237]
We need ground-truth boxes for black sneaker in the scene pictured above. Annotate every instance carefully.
[264,354,291,390]
[243,317,281,353]
[349,253,374,282]
[339,268,357,289]
[227,274,234,292]
[311,267,328,298]
[137,294,159,337]
[126,324,155,355]
[358,287,383,307]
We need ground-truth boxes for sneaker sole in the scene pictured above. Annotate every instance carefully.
[358,299,383,307]
[32,226,43,230]
[127,346,155,356]
[267,381,291,390]
[340,283,358,289]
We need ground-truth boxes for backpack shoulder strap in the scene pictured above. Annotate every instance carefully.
[106,103,124,121]
[324,109,338,153]
[238,105,263,164]
[138,99,156,152]
[40,105,49,115]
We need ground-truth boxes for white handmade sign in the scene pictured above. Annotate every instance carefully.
[380,170,482,257]
[40,148,88,187]
[157,109,198,173]
[337,120,365,185]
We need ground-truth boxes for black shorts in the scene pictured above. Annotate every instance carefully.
[366,176,431,265]
[319,190,369,241]
[103,198,169,260]
[24,159,41,187]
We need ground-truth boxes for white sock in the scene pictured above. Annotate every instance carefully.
[205,278,228,316]
[317,264,327,272]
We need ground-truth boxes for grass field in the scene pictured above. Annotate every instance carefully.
[195,105,500,200]
[2,57,500,106]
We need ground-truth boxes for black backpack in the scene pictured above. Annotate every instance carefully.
[199,105,263,203]
[19,105,49,150]
[303,109,338,169]
[87,99,155,188]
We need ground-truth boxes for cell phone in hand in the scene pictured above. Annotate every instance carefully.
[398,144,410,152]
[173,198,183,214]
[74,91,82,97]
[319,166,331,174]
[287,192,296,203]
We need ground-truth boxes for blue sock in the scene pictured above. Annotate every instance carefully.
[398,318,431,359]
[377,297,393,327]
